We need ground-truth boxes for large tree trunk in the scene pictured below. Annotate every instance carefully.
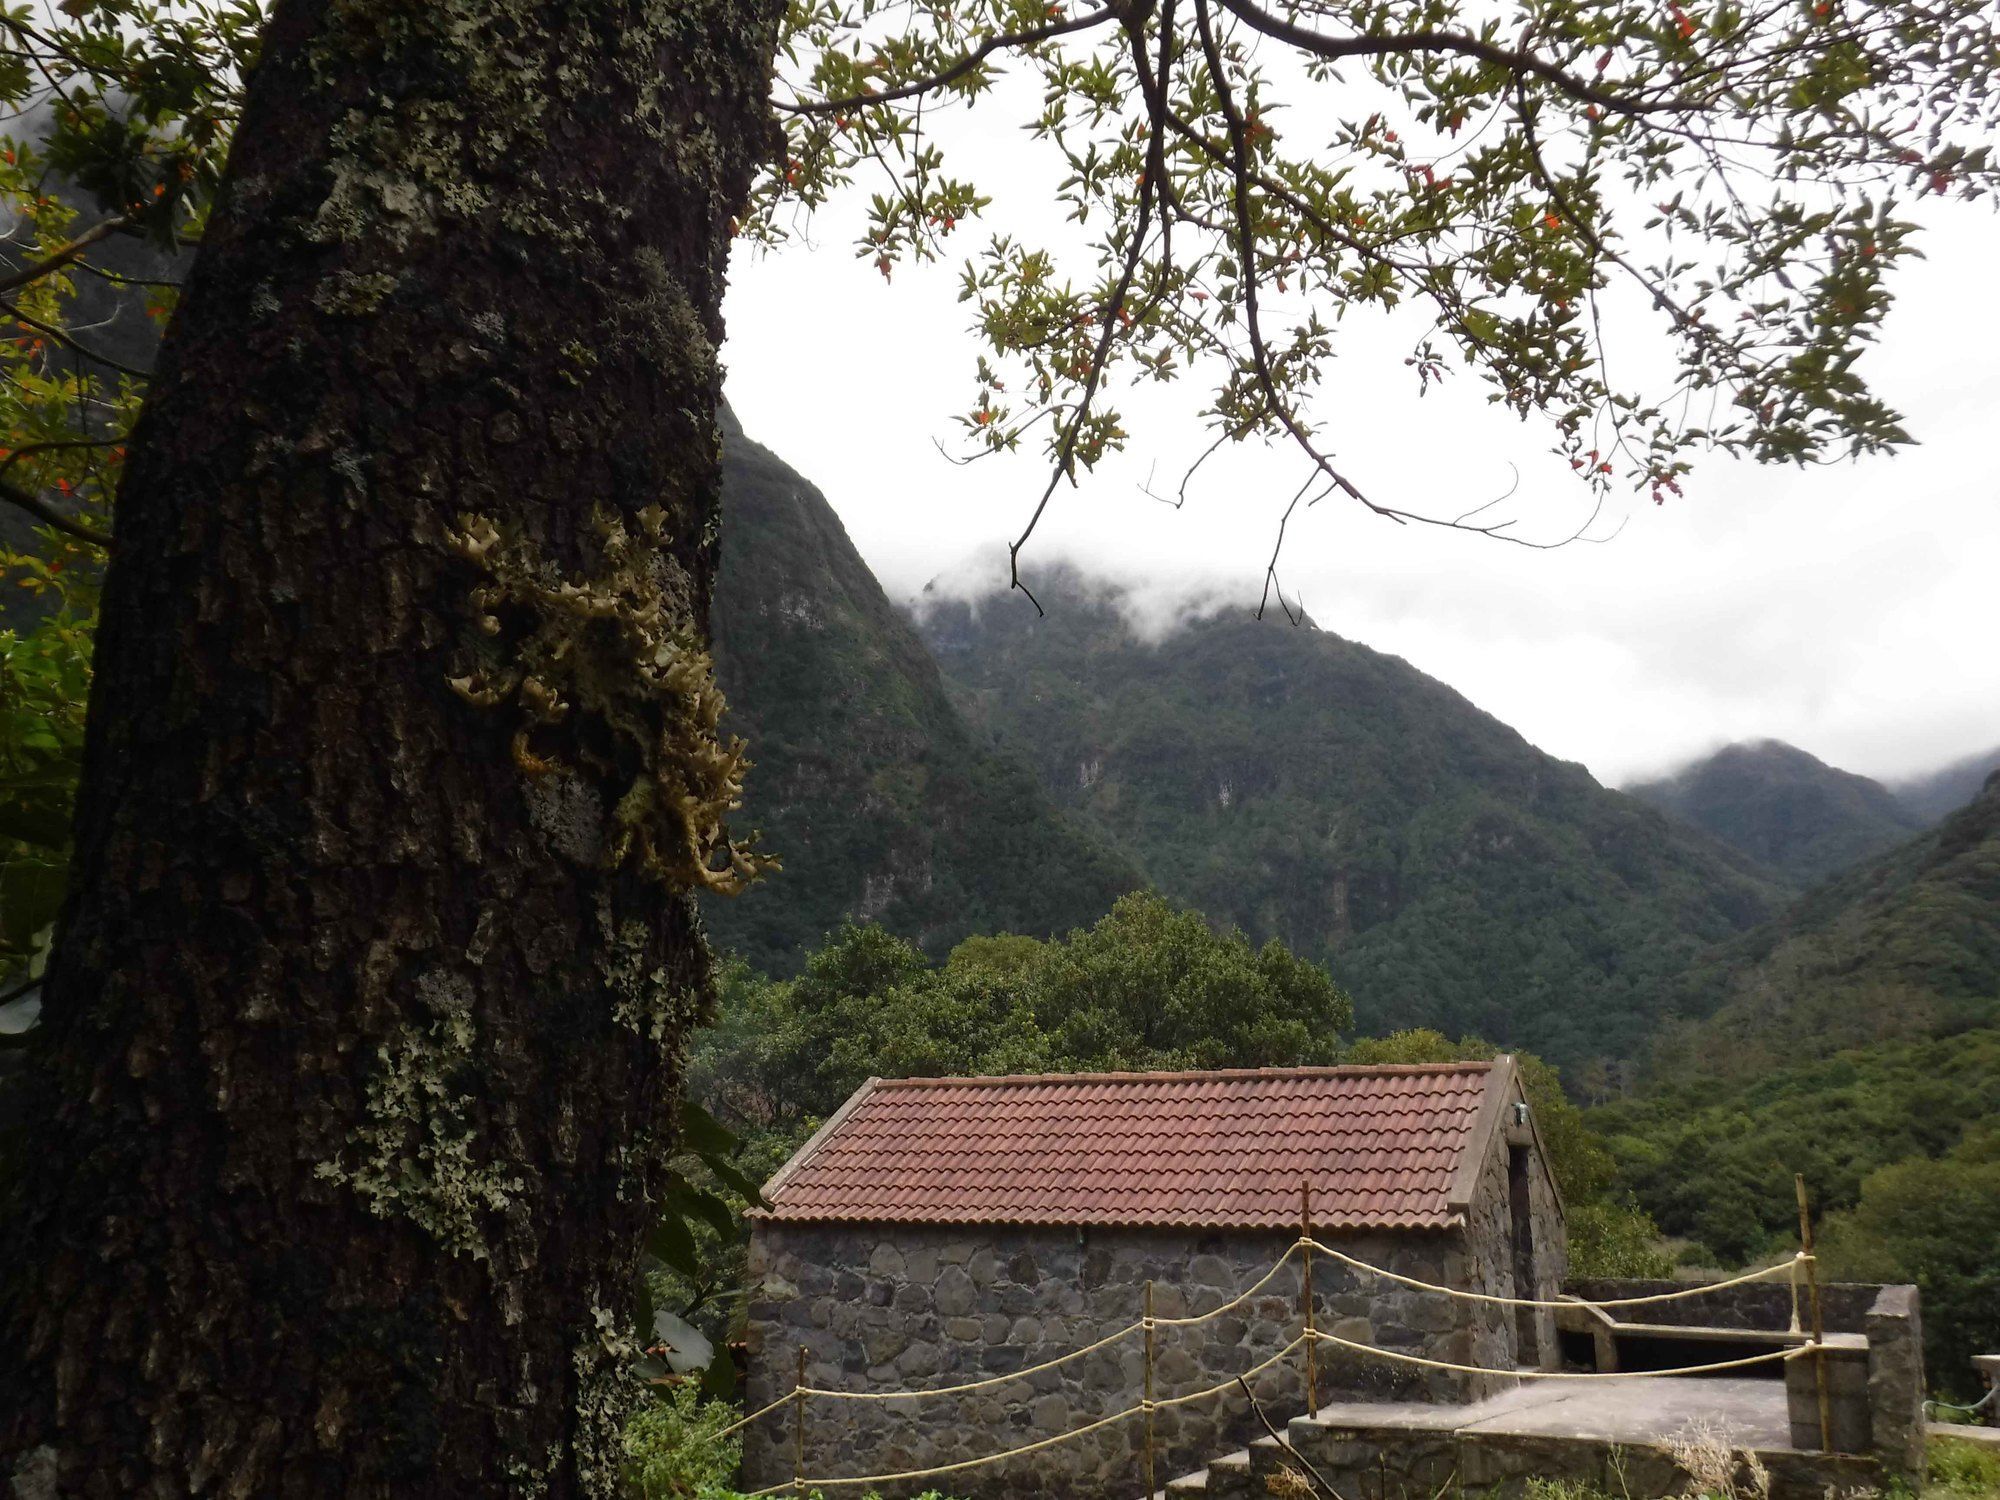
[1,2,779,1495]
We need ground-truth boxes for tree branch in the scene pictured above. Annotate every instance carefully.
[1,297,152,379]
[0,214,133,296]
[1213,0,1710,119]
[0,475,113,547]
[1004,2,1167,612]
[776,5,1124,117]
[1234,1375,1350,1500]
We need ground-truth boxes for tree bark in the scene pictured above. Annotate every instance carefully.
[1,2,780,1495]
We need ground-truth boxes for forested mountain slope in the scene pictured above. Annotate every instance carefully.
[1891,744,2000,824]
[702,419,1140,972]
[914,574,1783,1069]
[1592,776,2000,1304]
[1658,769,2000,1074]
[1626,739,1920,885]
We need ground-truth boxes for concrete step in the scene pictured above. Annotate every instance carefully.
[1140,1447,1237,1500]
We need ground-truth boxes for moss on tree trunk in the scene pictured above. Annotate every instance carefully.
[0,1,781,1493]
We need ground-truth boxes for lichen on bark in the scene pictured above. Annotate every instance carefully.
[313,970,525,1261]
[446,506,776,895]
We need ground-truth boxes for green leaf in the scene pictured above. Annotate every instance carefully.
[700,1342,738,1401]
[0,857,67,957]
[646,1214,701,1279]
[701,1152,768,1208]
[669,1182,740,1241]
[677,1098,739,1156]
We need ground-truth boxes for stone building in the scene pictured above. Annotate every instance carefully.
[740,1060,1565,1499]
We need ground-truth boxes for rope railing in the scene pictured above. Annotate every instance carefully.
[745,1337,1315,1495]
[1301,1235,1811,1313]
[780,1239,1311,1410]
[721,1178,1836,1492]
[1305,1327,1816,1381]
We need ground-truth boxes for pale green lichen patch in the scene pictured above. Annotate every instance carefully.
[571,1301,645,1496]
[310,268,402,317]
[600,913,702,1042]
[501,1443,563,1500]
[607,248,713,376]
[302,1,712,256]
[313,968,523,1260]
[446,506,776,895]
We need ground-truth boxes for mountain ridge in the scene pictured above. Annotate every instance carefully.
[911,569,1785,1069]
[1626,738,1922,885]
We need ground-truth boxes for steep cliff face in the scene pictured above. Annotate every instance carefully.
[702,420,1140,972]
[1627,740,1922,884]
[915,574,1782,1068]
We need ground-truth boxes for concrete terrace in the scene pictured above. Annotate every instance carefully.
[1169,1373,1884,1500]
[1311,1373,1794,1448]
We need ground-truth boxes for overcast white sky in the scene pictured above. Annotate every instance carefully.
[720,94,1998,791]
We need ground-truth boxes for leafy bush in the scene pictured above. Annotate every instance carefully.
[621,1382,743,1500]
[694,893,1354,1141]
[1817,1148,2000,1401]
[1567,1197,1675,1279]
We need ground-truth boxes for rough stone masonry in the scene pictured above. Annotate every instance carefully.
[739,1062,1566,1500]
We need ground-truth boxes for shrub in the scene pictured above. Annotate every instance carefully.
[622,1382,743,1500]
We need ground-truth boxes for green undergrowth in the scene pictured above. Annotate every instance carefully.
[1516,1435,2000,1500]
[1925,1438,2000,1499]
[619,1380,968,1500]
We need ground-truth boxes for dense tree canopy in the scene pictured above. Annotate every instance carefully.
[1818,1127,2000,1399]
[691,890,1355,1134]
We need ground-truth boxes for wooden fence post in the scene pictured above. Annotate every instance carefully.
[1795,1174,1832,1451]
[1301,1179,1318,1414]
[1144,1278,1158,1498]
[794,1343,808,1496]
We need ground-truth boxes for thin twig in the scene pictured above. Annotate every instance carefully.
[1233,1375,1349,1500]
[775,5,1123,116]
[1212,0,1711,119]
[0,476,112,547]
[0,214,134,295]
[0,973,43,1008]
[1,296,151,379]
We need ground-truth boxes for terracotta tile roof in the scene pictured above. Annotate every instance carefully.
[757,1063,1499,1232]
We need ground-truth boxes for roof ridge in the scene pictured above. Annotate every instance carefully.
[872,1061,1499,1088]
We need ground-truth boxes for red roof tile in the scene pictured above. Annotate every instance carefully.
[757,1063,1498,1232]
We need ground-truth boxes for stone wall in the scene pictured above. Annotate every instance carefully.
[1566,1276,1925,1486]
[1203,1404,1885,1500]
[1458,1111,1568,1375]
[1865,1283,1926,1481]
[741,1219,1509,1500]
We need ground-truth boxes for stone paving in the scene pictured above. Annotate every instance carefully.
[1315,1374,1794,1448]
[1183,1375,1886,1500]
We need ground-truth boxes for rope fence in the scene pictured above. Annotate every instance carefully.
[1304,1328,1814,1381]
[716,1177,1837,1494]
[1301,1236,1809,1312]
